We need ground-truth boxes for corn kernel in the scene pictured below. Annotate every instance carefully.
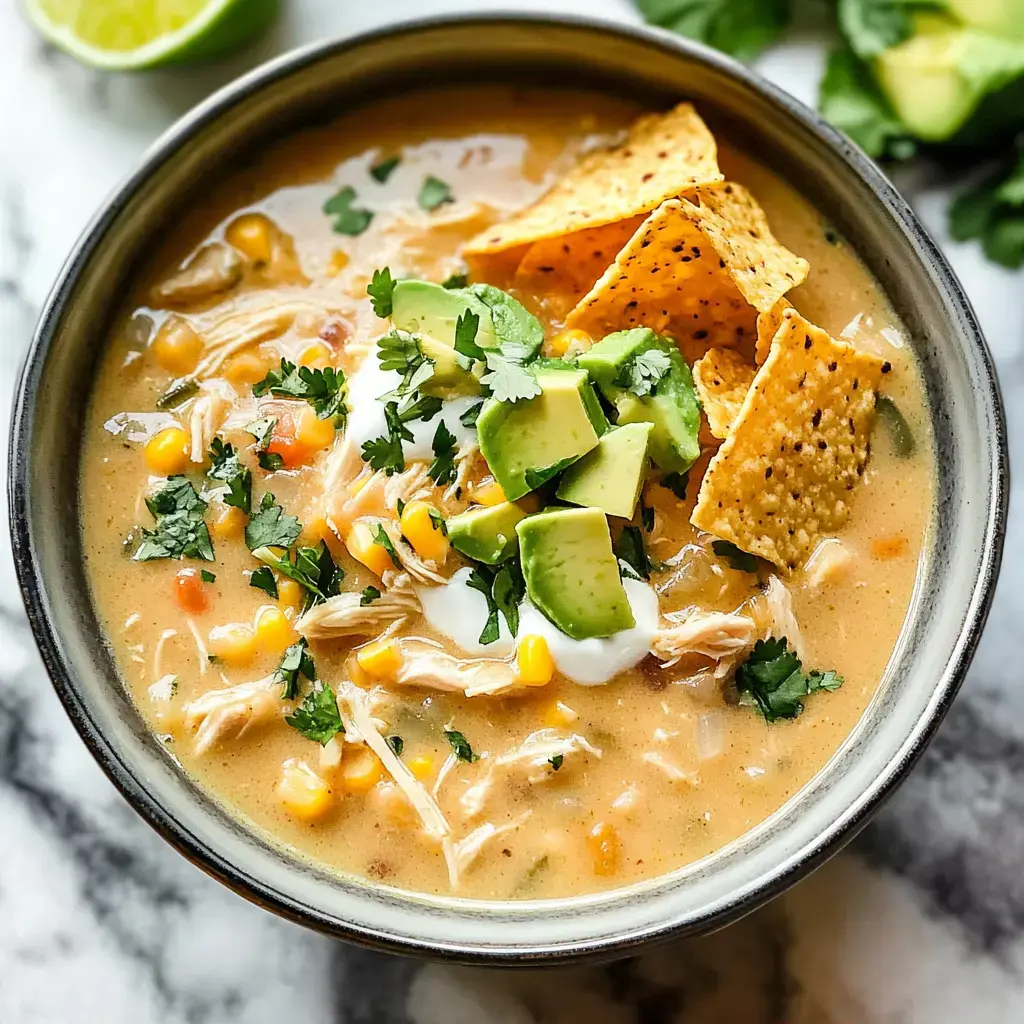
[400,500,448,564]
[144,427,190,476]
[543,700,579,728]
[209,502,246,540]
[345,520,395,578]
[517,634,555,686]
[207,622,257,665]
[277,758,333,821]
[256,605,297,655]
[356,638,403,679]
[546,328,591,359]
[587,821,622,876]
[325,249,350,277]
[295,404,335,451]
[297,341,332,370]
[224,351,269,385]
[474,480,506,506]
[150,316,203,375]
[341,748,384,794]
[408,755,434,782]
[277,578,304,614]
[225,212,274,265]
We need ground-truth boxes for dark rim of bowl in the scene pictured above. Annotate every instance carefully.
[8,11,1008,963]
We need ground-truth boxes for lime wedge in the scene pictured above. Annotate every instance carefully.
[22,0,280,70]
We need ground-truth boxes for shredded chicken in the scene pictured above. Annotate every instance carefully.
[760,575,805,659]
[394,639,524,697]
[184,618,209,677]
[184,676,280,755]
[445,812,531,885]
[188,380,234,463]
[650,609,757,667]
[384,462,434,510]
[380,520,447,585]
[642,750,699,785]
[804,538,853,590]
[495,728,603,783]
[459,762,496,819]
[295,575,421,638]
[323,434,364,507]
[152,628,178,680]
[444,441,480,502]
[150,244,243,307]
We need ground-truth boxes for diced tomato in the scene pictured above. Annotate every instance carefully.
[174,568,208,613]
[265,413,309,468]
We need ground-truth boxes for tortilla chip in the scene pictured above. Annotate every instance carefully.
[512,218,643,323]
[565,184,809,357]
[463,103,722,258]
[690,309,885,571]
[693,347,757,439]
[755,300,793,364]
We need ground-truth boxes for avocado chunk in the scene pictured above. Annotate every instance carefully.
[392,280,498,349]
[517,507,634,640]
[556,423,653,519]
[418,336,483,399]
[477,369,602,501]
[447,502,526,564]
[946,0,1024,39]
[579,329,700,474]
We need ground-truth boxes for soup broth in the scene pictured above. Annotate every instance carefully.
[81,86,931,900]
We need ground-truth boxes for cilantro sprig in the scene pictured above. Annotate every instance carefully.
[736,637,844,723]
[615,347,672,398]
[445,729,478,763]
[711,539,759,573]
[252,359,347,427]
[427,420,458,486]
[465,562,524,644]
[368,267,396,318]
[251,540,343,607]
[244,492,302,551]
[133,477,213,563]
[286,683,343,745]
[323,185,373,236]
[361,401,413,475]
[615,525,658,581]
[418,175,454,211]
[207,439,252,515]
[274,638,316,701]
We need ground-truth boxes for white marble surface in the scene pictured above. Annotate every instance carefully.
[2,2,1023,1021]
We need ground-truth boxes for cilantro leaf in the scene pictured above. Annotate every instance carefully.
[258,452,284,472]
[492,561,525,637]
[387,735,404,756]
[368,267,396,318]
[548,754,564,771]
[133,477,213,563]
[418,175,454,211]
[207,438,252,515]
[252,360,347,427]
[837,0,932,61]
[397,393,443,425]
[950,146,1024,269]
[376,330,435,401]
[615,525,656,581]
[370,155,400,183]
[371,524,401,568]
[615,347,672,398]
[441,271,469,289]
[481,351,541,403]
[252,540,343,606]
[428,507,447,536]
[427,420,458,486]
[818,47,916,161]
[711,539,759,573]
[274,637,316,701]
[523,457,576,492]
[636,0,790,61]
[200,569,216,584]
[360,586,382,606]
[453,310,485,362]
[323,185,373,235]
[460,402,484,427]
[249,565,278,598]
[156,377,199,410]
[361,401,412,475]
[445,729,478,762]
[735,637,844,723]
[465,567,501,645]
[286,683,343,745]
[244,492,302,551]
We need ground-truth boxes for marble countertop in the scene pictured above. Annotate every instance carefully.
[2,1,1023,1021]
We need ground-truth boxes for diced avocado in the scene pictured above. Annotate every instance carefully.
[418,336,483,399]
[579,377,611,436]
[580,329,700,474]
[447,502,526,564]
[517,507,634,640]
[556,423,653,519]
[946,0,1024,39]
[464,283,544,361]
[477,369,601,501]
[392,280,498,349]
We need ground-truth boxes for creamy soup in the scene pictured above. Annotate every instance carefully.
[80,87,931,900]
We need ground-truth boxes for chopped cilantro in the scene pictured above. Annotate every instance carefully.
[445,729,478,763]
[367,266,396,318]
[615,525,657,581]
[396,498,407,517]
[396,392,442,425]
[492,561,524,637]
[360,586,382,606]
[376,330,435,403]
[950,145,1024,269]
[418,175,454,211]
[735,637,844,723]
[371,524,401,568]
[252,540,343,606]
[387,735,404,756]
[244,492,301,551]
[428,507,447,536]
[453,310,485,362]
[370,155,400,183]
[523,457,575,492]
[427,420,458,486]
[133,477,214,563]
[200,569,216,584]
[361,401,412,475]
[441,271,469,289]
[460,402,483,428]
[660,471,689,501]
[245,417,277,450]
[156,377,199,410]
[249,566,278,598]
[712,539,759,573]
[481,350,540,404]
[466,567,501,645]
[207,438,252,515]
[548,754,564,771]
[286,683,343,745]
[275,637,316,701]
[258,452,284,472]
[636,0,790,60]
[252,359,347,427]
[323,185,373,236]
[615,347,672,398]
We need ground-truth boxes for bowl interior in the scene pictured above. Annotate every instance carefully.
[11,15,1005,961]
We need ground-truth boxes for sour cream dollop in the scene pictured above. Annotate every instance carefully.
[345,354,478,461]
[416,566,516,657]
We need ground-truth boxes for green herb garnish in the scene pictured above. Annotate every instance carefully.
[207,438,252,515]
[323,185,373,236]
[660,471,689,501]
[286,683,343,745]
[200,569,216,584]
[361,401,413,476]
[370,156,400,183]
[460,402,484,427]
[615,525,656,581]
[736,637,844,723]
[481,349,540,404]
[548,754,564,771]
[156,377,199,410]
[445,729,478,763]
[244,492,302,551]
[252,540,343,606]
[275,638,316,701]
[133,477,213,563]
[252,359,347,427]
[387,735,404,756]
[453,309,485,362]
[360,586,382,606]
[427,420,458,486]
[249,566,278,598]
[712,539,759,573]
[615,347,672,398]
[418,175,454,211]
[367,266,395,318]
[441,271,469,289]
[371,523,401,568]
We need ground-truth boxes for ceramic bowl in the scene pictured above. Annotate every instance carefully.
[9,14,1007,963]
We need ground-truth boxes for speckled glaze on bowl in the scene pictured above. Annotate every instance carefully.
[9,14,1007,963]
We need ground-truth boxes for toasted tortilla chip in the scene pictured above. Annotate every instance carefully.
[464,103,722,259]
[513,218,643,323]
[565,184,809,356]
[691,309,885,571]
[693,348,757,439]
[755,300,793,364]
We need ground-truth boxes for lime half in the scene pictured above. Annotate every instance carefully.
[22,0,280,70]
